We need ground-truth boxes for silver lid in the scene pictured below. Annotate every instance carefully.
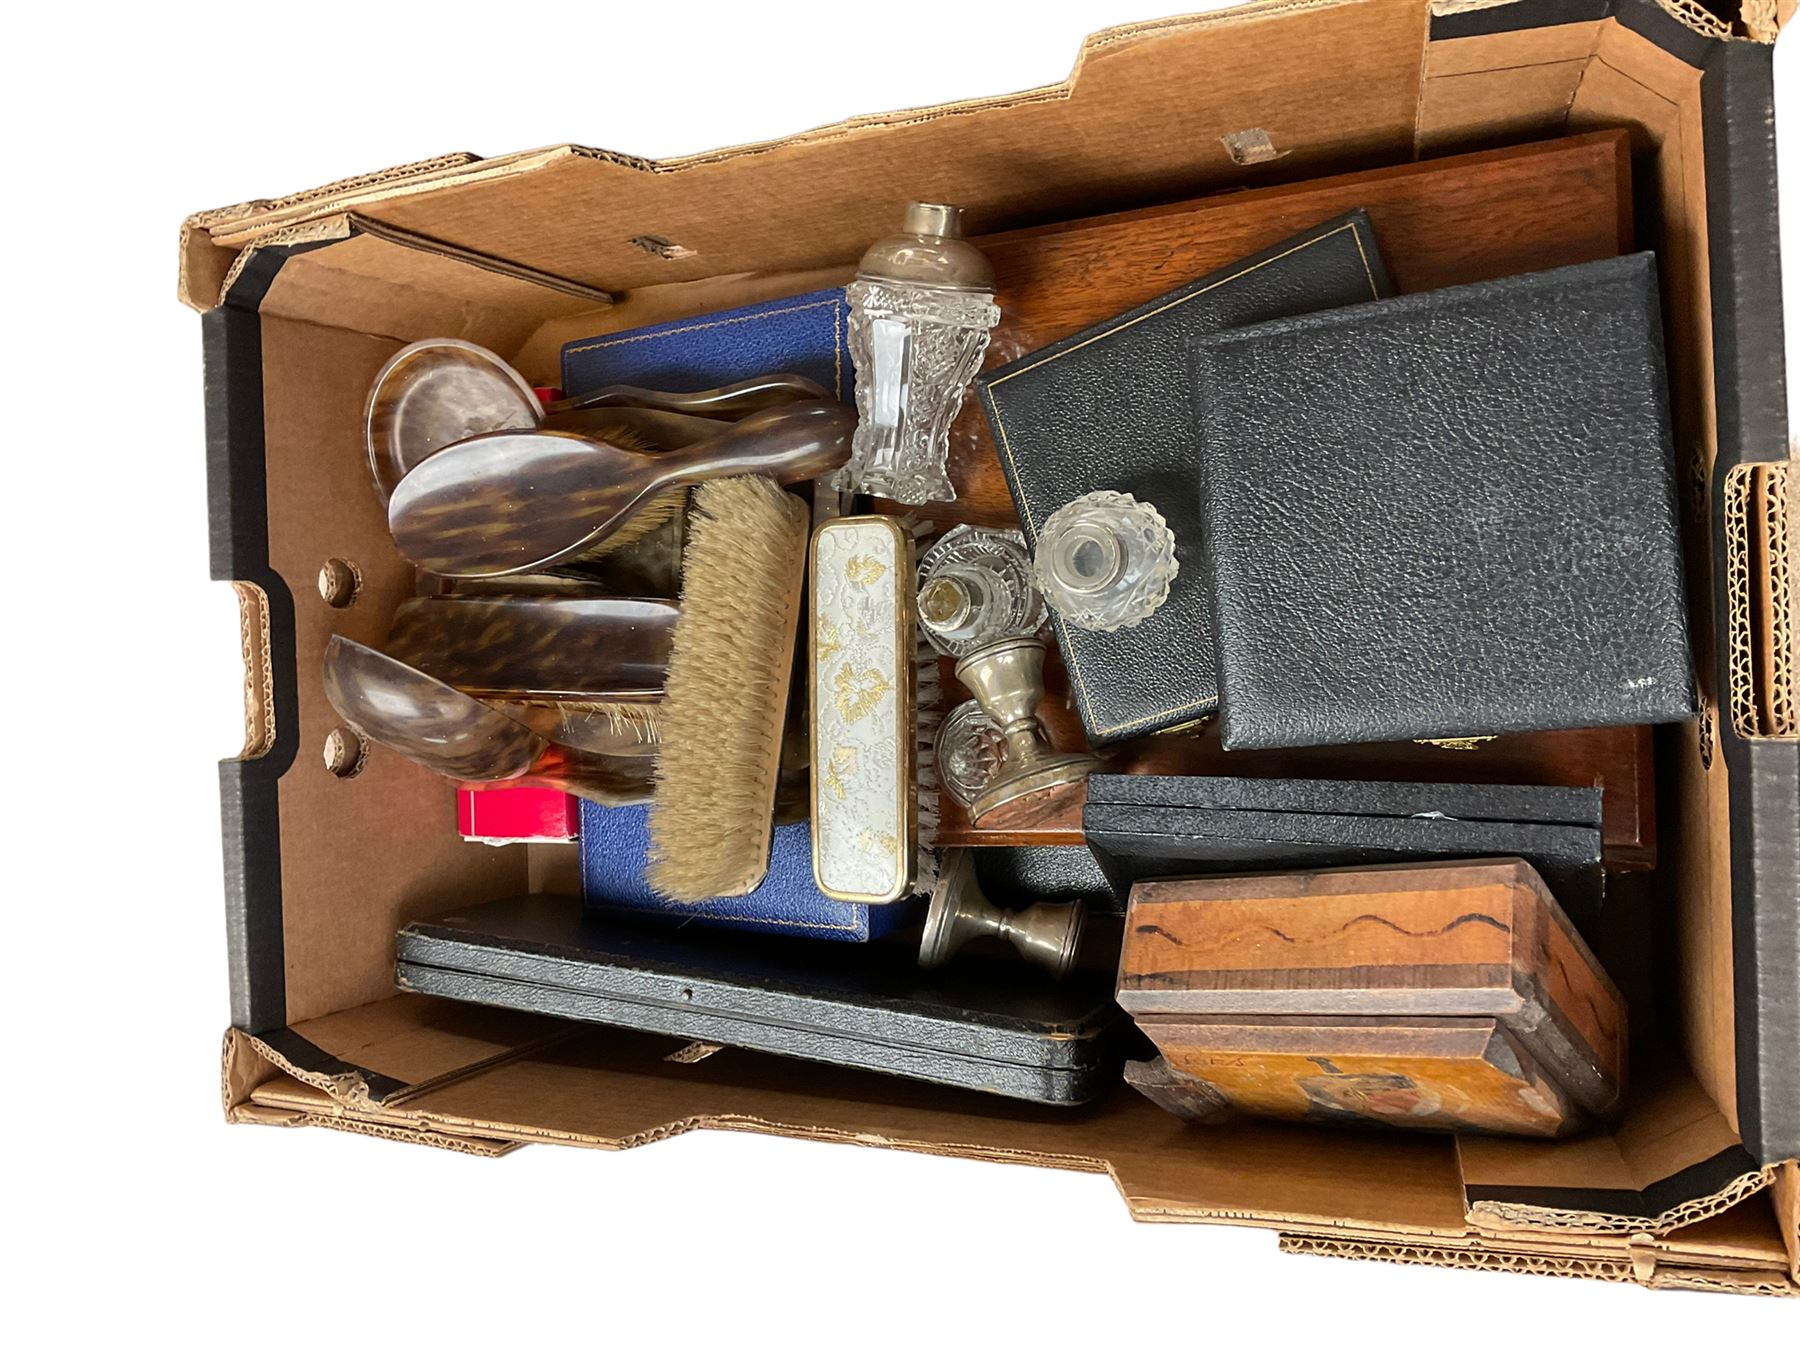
[856,201,994,292]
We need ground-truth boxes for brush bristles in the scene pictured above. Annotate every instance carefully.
[912,631,944,893]
[577,486,687,557]
[899,516,944,894]
[572,426,685,560]
[558,700,664,745]
[648,476,807,900]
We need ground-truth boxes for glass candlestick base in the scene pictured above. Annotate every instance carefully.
[916,525,1043,658]
[934,699,1006,810]
[952,634,1099,823]
[1034,490,1178,632]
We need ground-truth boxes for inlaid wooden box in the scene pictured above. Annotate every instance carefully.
[1117,860,1627,1137]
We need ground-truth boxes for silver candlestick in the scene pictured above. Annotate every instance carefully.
[952,634,1099,822]
[919,848,1085,979]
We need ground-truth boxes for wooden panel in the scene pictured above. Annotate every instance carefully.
[912,132,1652,864]
[936,640,1656,867]
[888,130,1633,531]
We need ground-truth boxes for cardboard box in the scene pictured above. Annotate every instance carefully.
[183,0,1798,1293]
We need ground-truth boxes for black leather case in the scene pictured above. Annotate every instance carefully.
[972,845,1122,913]
[975,211,1393,744]
[395,895,1126,1105]
[1189,252,1697,751]
[1082,775,1605,932]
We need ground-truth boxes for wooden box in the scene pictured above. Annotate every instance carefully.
[1117,860,1626,1137]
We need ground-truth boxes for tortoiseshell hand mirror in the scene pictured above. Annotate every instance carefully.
[364,336,829,504]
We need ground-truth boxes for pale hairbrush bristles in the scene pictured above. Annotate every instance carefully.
[558,700,664,746]
[571,426,686,559]
[576,486,686,557]
[913,631,943,894]
[648,476,808,900]
[899,514,943,894]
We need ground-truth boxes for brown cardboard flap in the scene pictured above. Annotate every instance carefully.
[243,1078,520,1157]
[232,999,1471,1236]
[1417,22,1604,154]
[1459,1068,1768,1235]
[238,217,614,353]
[180,150,491,311]
[247,996,579,1107]
[186,1,1431,299]
[1656,1203,1795,1271]
[1775,1160,1800,1279]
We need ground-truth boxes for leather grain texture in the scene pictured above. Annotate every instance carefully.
[1082,775,1604,933]
[580,802,915,942]
[976,211,1393,744]
[396,894,1124,1104]
[972,844,1122,913]
[1190,252,1696,750]
[560,286,852,400]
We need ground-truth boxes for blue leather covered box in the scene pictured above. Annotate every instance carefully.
[560,286,854,401]
[579,802,916,942]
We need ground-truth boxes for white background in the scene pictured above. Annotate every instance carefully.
[5,2,1797,1343]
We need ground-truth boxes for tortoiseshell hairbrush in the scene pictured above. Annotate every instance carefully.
[387,401,854,578]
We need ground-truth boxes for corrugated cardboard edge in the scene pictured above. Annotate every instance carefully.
[174,0,1377,311]
[1469,1165,1777,1236]
[219,1025,1798,1294]
[231,1022,581,1111]
[1281,1233,1796,1293]
[1281,1232,1635,1282]
[231,1100,519,1157]
[1724,461,1796,739]
[178,152,481,311]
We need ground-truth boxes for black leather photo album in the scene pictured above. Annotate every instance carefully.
[395,895,1127,1105]
[1188,252,1696,751]
[1082,774,1605,933]
[975,210,1394,745]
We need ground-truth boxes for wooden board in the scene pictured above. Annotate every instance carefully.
[913,131,1652,865]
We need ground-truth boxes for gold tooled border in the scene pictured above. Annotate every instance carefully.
[981,220,1380,739]
[808,514,917,904]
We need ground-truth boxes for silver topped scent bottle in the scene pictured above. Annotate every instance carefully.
[916,525,1043,658]
[1034,490,1178,632]
[836,202,1001,505]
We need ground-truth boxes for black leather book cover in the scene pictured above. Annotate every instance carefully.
[1082,775,1604,933]
[975,211,1393,745]
[1189,252,1697,751]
